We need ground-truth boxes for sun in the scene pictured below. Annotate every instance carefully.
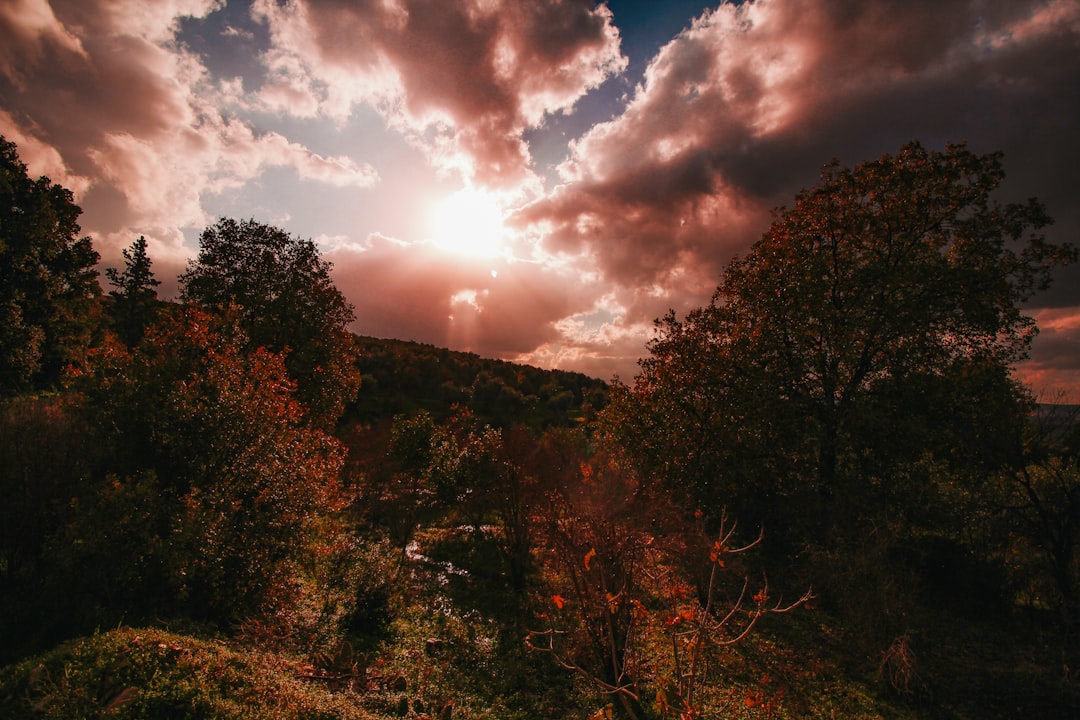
[430,187,506,258]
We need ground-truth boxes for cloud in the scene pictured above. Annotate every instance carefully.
[250,0,626,186]
[516,0,1080,376]
[1,0,1077,390]
[0,0,377,262]
[328,233,597,359]
[0,109,91,195]
[0,0,88,84]
[327,226,705,379]
[1017,308,1080,401]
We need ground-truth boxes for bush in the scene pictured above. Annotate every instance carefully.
[68,309,356,643]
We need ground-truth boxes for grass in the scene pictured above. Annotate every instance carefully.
[704,599,1080,720]
[0,627,379,720]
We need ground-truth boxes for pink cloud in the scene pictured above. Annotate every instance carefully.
[251,0,626,186]
[0,0,378,266]
[0,109,91,195]
[0,0,88,84]
[328,233,598,361]
[1015,308,1080,401]
[515,0,1080,381]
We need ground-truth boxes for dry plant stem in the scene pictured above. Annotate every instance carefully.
[527,628,643,720]
[529,507,812,720]
[668,512,813,717]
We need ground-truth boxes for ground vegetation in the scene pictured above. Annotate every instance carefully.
[1,138,1078,718]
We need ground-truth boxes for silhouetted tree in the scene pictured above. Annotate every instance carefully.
[105,235,161,346]
[0,136,99,394]
[606,142,1074,537]
[179,218,360,428]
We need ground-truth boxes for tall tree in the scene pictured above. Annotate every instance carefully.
[105,235,161,346]
[179,218,360,428]
[606,142,1074,535]
[0,136,100,395]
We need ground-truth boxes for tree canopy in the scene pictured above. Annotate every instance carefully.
[0,136,99,395]
[606,142,1074,534]
[179,218,360,428]
[68,308,352,631]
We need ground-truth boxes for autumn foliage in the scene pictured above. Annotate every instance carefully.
[1,136,1078,718]
[43,309,350,640]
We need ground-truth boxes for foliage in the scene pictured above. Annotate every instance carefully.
[528,450,657,719]
[527,444,809,720]
[996,458,1080,621]
[44,470,170,628]
[984,405,1080,626]
[0,136,100,395]
[0,395,102,662]
[606,141,1072,539]
[597,142,1079,696]
[0,395,93,586]
[0,627,379,720]
[180,217,361,428]
[376,408,537,594]
[349,335,607,430]
[105,236,161,347]
[67,308,355,640]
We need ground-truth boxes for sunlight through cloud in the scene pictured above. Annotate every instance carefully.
[430,186,507,258]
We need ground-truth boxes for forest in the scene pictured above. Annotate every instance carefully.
[1,133,1079,719]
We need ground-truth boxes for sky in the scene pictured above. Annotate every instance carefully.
[2,0,1079,395]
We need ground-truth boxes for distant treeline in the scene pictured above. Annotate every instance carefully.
[347,335,608,429]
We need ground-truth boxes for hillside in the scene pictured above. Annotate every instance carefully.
[3,136,1079,720]
[3,339,1079,719]
[347,335,608,429]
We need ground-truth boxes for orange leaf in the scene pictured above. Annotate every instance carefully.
[584,547,596,571]
[552,594,566,609]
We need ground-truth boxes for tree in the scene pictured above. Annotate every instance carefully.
[607,142,1074,537]
[67,308,354,637]
[987,404,1080,627]
[380,408,537,593]
[105,236,161,346]
[0,394,102,659]
[179,218,360,428]
[0,136,100,395]
[996,456,1080,626]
